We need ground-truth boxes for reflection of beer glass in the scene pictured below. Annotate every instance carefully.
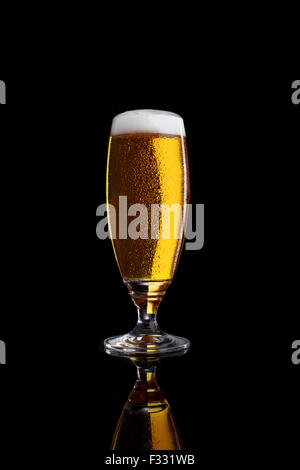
[111,357,183,450]
[104,109,190,355]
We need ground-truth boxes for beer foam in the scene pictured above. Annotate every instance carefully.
[111,109,186,137]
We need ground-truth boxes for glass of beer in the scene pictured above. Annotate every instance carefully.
[104,109,190,355]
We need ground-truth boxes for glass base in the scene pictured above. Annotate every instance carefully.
[104,331,190,357]
[104,280,190,357]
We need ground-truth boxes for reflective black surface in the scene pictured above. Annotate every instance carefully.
[0,77,299,465]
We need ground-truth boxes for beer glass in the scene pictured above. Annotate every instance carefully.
[104,109,190,355]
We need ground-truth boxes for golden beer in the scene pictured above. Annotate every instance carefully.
[107,132,189,281]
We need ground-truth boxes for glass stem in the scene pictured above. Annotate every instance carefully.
[135,363,158,386]
[125,280,171,334]
[136,305,160,333]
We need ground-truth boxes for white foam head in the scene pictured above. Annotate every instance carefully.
[111,109,186,137]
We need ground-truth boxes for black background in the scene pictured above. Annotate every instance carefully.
[0,74,299,465]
